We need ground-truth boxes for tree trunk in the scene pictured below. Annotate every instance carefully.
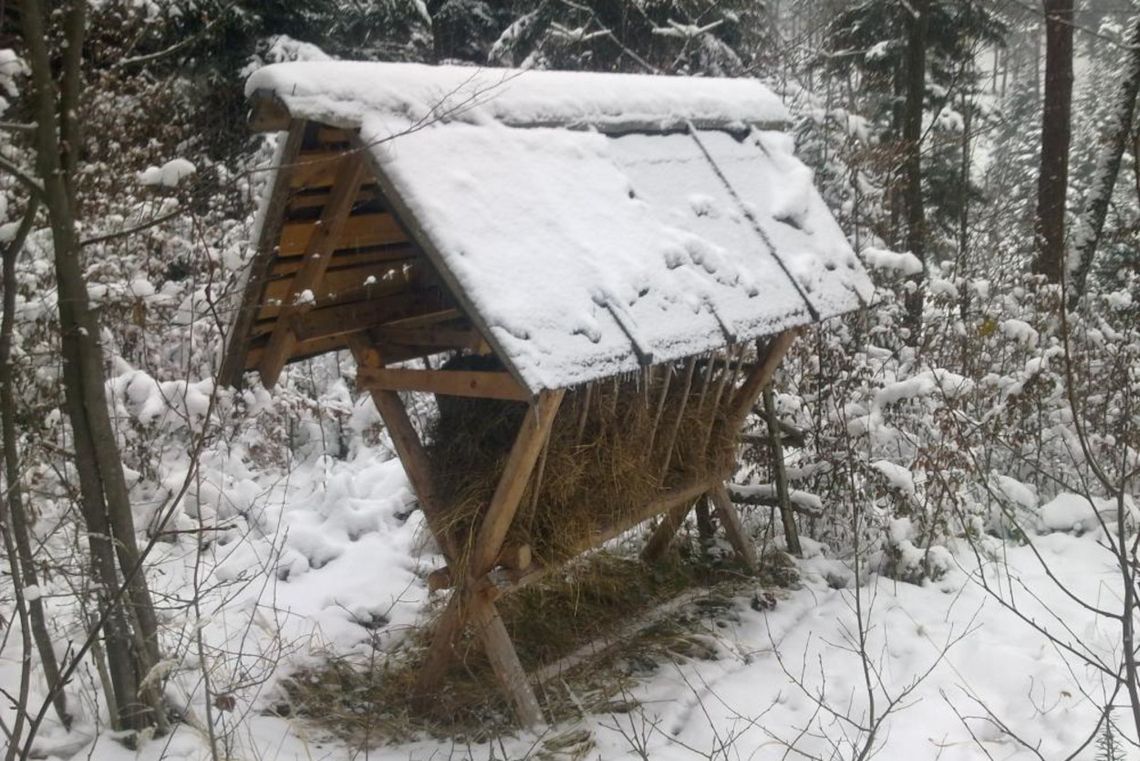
[0,200,71,733]
[1068,15,1140,301]
[1032,0,1074,282]
[20,0,163,733]
[902,0,930,338]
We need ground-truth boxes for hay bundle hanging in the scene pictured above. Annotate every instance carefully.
[427,351,745,567]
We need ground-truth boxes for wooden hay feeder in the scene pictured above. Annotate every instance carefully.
[221,62,871,727]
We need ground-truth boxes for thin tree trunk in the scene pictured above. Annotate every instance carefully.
[0,200,71,732]
[20,0,162,733]
[902,0,930,338]
[1068,15,1140,301]
[1032,0,1074,282]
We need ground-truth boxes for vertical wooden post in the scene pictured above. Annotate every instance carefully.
[764,386,801,556]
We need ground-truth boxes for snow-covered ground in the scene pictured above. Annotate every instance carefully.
[4,448,1134,761]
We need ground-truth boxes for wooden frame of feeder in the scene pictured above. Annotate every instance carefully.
[221,106,802,727]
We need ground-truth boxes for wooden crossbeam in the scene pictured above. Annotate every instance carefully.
[357,366,530,401]
[269,243,419,276]
[258,156,367,388]
[260,258,422,318]
[373,323,481,351]
[278,212,406,256]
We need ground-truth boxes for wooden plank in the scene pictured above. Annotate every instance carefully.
[372,323,481,351]
[475,473,730,605]
[287,184,381,213]
[259,258,423,319]
[469,598,544,727]
[289,149,345,189]
[218,120,306,388]
[248,91,291,132]
[380,307,462,330]
[725,330,797,428]
[244,334,348,370]
[413,591,467,702]
[348,337,453,550]
[278,212,406,256]
[710,484,757,572]
[640,498,700,562]
[250,289,448,340]
[258,156,367,388]
[357,366,530,402]
[269,243,420,276]
[469,390,565,577]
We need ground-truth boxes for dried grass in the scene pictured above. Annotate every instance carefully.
[279,548,798,745]
[429,356,743,567]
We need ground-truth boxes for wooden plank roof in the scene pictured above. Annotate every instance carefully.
[221,63,872,393]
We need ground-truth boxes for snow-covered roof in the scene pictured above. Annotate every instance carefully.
[246,61,789,133]
[244,62,872,393]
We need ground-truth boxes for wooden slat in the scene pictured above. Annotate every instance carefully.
[288,150,344,189]
[244,334,348,370]
[251,291,449,341]
[269,243,420,277]
[258,156,367,388]
[259,258,423,319]
[357,366,530,401]
[469,390,566,577]
[373,323,481,351]
[380,308,462,330]
[287,184,381,213]
[278,212,406,256]
[218,120,307,388]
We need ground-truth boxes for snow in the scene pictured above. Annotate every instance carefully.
[872,459,916,496]
[861,246,924,276]
[31,469,1140,761]
[1000,318,1039,347]
[138,158,196,188]
[240,62,873,391]
[246,61,789,133]
[1038,492,1134,534]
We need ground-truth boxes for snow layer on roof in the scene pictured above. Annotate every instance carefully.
[244,63,870,391]
[361,116,870,391]
[245,61,788,132]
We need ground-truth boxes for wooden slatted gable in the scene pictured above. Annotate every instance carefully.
[224,120,491,385]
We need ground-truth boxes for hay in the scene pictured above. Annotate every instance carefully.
[427,353,743,567]
[279,548,781,744]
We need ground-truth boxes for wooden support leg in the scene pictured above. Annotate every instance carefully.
[710,484,757,572]
[641,498,698,562]
[469,597,544,727]
[414,592,466,699]
[695,497,716,542]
